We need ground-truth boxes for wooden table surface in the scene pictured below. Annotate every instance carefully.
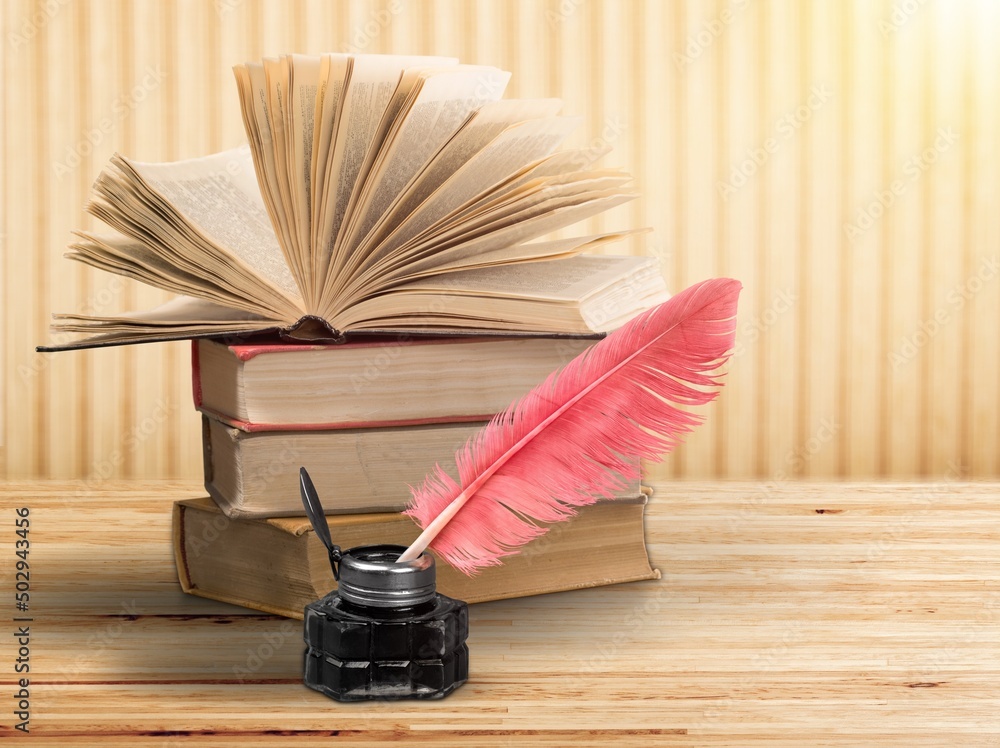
[2,480,1000,746]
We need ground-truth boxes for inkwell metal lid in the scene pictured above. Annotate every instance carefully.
[337,545,436,608]
[299,467,436,608]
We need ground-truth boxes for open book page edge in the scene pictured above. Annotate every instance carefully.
[37,321,606,353]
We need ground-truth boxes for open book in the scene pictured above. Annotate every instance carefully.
[41,54,668,351]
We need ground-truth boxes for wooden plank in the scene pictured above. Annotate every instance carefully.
[9,737,1000,748]
[2,480,1000,743]
[4,0,1000,484]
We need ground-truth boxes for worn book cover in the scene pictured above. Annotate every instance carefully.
[173,494,658,619]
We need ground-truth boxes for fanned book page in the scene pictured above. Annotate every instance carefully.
[41,53,668,352]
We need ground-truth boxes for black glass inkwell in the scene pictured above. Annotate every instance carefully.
[298,468,469,701]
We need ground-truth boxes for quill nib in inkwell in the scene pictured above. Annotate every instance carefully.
[298,467,469,701]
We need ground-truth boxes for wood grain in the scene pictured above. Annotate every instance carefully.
[2,480,1000,745]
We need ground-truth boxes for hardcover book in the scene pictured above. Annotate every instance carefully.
[202,414,643,518]
[40,53,667,352]
[202,415,484,517]
[192,336,597,430]
[173,493,658,618]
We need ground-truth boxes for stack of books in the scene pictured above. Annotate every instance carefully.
[39,53,667,617]
[175,335,659,618]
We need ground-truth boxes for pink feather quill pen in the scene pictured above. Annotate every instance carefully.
[397,277,742,574]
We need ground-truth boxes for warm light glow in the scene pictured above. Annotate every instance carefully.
[931,0,1000,48]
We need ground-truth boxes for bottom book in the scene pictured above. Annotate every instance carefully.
[173,493,659,619]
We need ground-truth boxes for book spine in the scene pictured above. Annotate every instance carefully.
[210,333,606,363]
[191,340,203,410]
[172,502,195,594]
[200,414,214,487]
[174,498,658,619]
[198,405,498,433]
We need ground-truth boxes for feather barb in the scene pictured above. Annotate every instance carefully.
[397,277,742,573]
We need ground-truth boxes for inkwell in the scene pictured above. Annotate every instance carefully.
[298,468,469,701]
[295,281,741,700]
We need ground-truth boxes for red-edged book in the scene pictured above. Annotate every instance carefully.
[194,336,643,517]
[192,336,596,431]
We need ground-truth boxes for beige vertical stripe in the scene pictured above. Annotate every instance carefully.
[674,0,721,478]
[718,0,760,478]
[970,6,1000,477]
[0,1,7,472]
[4,0,998,481]
[844,0,879,478]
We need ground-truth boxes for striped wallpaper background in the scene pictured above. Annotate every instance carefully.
[3,0,998,482]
